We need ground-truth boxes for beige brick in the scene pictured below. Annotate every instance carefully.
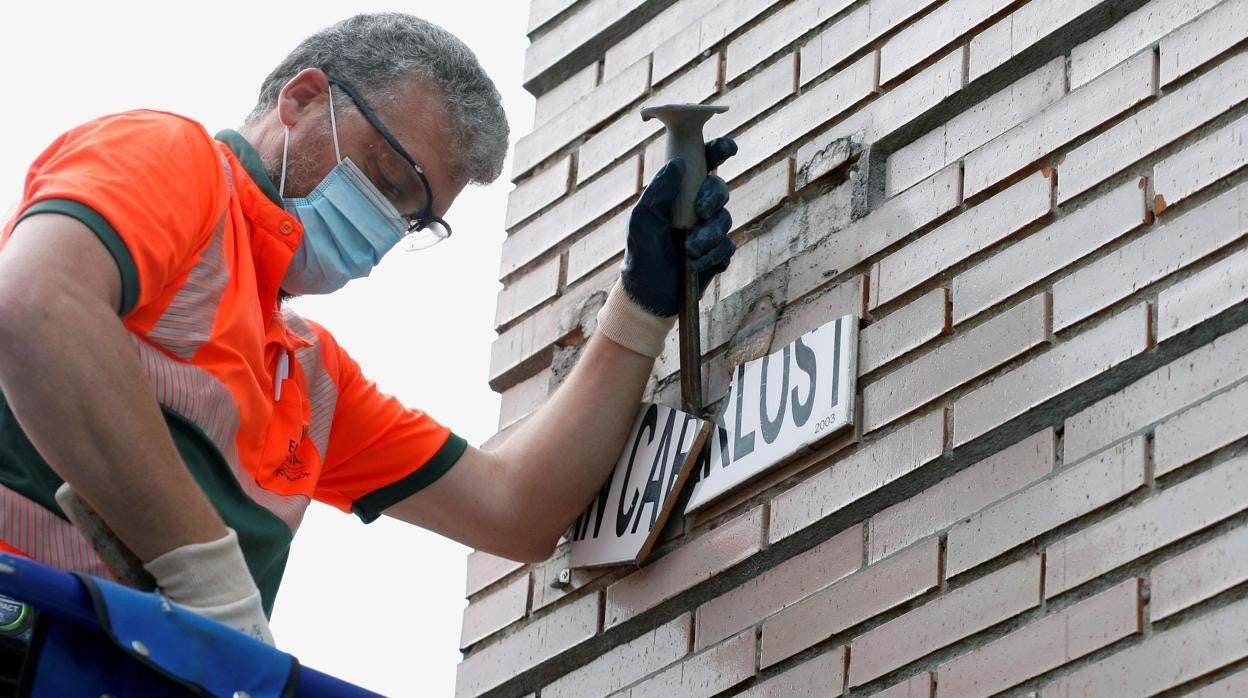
[1069,0,1220,89]
[946,437,1147,577]
[578,57,720,185]
[530,542,608,612]
[760,539,942,668]
[506,156,572,230]
[871,170,1052,310]
[605,507,764,628]
[495,256,561,329]
[523,0,647,88]
[790,165,962,302]
[500,157,639,279]
[695,524,862,651]
[725,0,854,83]
[651,0,783,83]
[968,0,1100,81]
[964,50,1155,198]
[1160,249,1248,342]
[863,293,1050,432]
[623,630,756,698]
[600,0,706,80]
[712,54,798,138]
[1046,451,1248,598]
[460,574,529,649]
[799,6,870,86]
[769,409,947,544]
[1039,593,1248,697]
[1052,182,1248,332]
[466,549,524,597]
[527,0,576,32]
[728,158,792,238]
[1059,51,1248,204]
[1064,322,1248,463]
[718,52,878,183]
[542,614,691,698]
[860,288,950,376]
[566,207,630,284]
[514,57,650,177]
[951,304,1151,446]
[1188,667,1248,697]
[936,578,1142,697]
[1159,0,1248,86]
[887,57,1065,196]
[869,428,1055,563]
[454,592,599,697]
[952,179,1149,325]
[872,673,933,698]
[871,48,967,142]
[534,64,598,128]
[772,276,867,350]
[847,555,1042,687]
[739,647,847,698]
[1152,523,1248,621]
[1156,113,1248,214]
[499,367,551,431]
[878,0,1017,85]
[1155,378,1248,476]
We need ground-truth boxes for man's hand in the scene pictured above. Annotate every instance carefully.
[620,137,737,317]
[143,528,275,645]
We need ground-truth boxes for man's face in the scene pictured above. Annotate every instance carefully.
[271,73,467,229]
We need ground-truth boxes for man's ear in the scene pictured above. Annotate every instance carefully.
[276,68,331,128]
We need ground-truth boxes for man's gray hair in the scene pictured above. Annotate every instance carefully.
[248,13,508,184]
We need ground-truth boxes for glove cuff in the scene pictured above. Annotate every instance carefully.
[597,281,677,358]
[144,527,258,609]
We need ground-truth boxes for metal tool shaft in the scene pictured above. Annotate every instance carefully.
[640,104,728,416]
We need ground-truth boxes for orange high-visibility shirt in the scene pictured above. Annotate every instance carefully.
[0,110,466,612]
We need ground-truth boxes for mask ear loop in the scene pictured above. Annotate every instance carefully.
[327,85,342,163]
[279,126,291,198]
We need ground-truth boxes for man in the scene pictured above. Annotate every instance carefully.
[0,12,734,647]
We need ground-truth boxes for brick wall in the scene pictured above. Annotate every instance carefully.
[460,0,1248,695]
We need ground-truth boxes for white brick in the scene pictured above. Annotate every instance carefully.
[1070,0,1220,89]
[534,64,598,128]
[964,50,1155,198]
[506,156,572,230]
[578,56,720,185]
[566,207,631,284]
[952,180,1148,324]
[514,57,650,177]
[652,0,783,83]
[495,256,562,328]
[869,47,966,141]
[1154,112,1248,213]
[1157,248,1248,341]
[888,57,1065,196]
[601,0,707,79]
[524,0,648,87]
[1059,50,1248,204]
[859,288,950,376]
[711,54,798,138]
[1159,0,1248,86]
[528,0,577,32]
[1052,181,1248,332]
[968,0,1100,81]
[726,0,855,82]
[799,6,870,86]
[879,0,1017,85]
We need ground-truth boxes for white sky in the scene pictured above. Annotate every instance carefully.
[0,2,534,695]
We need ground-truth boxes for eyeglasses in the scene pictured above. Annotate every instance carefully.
[328,77,452,250]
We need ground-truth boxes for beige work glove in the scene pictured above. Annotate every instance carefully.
[143,528,275,646]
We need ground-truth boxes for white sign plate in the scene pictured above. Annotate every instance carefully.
[569,403,711,568]
[684,314,858,513]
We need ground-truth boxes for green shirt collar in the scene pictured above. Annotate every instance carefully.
[214,129,282,206]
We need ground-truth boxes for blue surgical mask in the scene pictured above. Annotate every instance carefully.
[279,88,407,296]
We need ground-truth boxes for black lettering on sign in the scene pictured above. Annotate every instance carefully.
[616,403,658,537]
[732,363,755,462]
[692,421,729,485]
[760,345,791,444]
[791,337,817,427]
[668,414,697,493]
[632,408,677,534]
[573,461,616,541]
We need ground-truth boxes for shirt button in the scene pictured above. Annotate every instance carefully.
[279,220,294,235]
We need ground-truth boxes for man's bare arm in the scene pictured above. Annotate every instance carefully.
[0,214,227,562]
[385,330,653,561]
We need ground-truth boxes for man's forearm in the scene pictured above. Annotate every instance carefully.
[494,330,655,547]
[0,284,226,563]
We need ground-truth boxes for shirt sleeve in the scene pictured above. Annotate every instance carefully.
[6,110,228,316]
[308,324,467,523]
